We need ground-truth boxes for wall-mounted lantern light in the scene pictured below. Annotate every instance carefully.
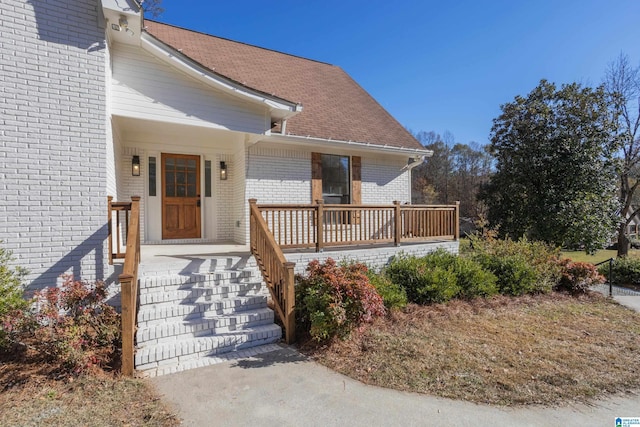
[220,161,227,180]
[132,155,140,176]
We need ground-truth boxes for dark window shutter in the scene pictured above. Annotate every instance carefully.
[352,156,361,205]
[311,152,322,203]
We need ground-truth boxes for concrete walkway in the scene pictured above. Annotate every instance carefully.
[614,295,640,312]
[151,345,640,427]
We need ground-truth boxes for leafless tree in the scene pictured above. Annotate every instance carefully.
[605,54,640,256]
[140,0,164,17]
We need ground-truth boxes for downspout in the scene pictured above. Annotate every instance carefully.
[403,156,428,204]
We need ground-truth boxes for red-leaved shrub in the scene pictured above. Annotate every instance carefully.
[30,276,121,374]
[296,258,385,341]
[556,260,604,294]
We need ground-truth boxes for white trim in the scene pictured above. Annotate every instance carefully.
[140,34,302,121]
[260,134,433,157]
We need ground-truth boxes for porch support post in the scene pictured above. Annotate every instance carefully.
[120,273,134,376]
[249,199,257,253]
[131,196,141,263]
[108,196,113,265]
[455,201,460,241]
[393,201,402,246]
[284,261,296,344]
[315,199,324,253]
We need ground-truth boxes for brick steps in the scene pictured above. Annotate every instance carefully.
[137,295,268,323]
[134,258,281,377]
[138,280,266,305]
[136,307,275,343]
[135,324,282,375]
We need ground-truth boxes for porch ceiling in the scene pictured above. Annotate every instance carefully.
[113,116,246,144]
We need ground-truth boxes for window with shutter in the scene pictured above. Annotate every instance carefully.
[311,153,361,205]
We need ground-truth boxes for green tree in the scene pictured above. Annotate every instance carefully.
[480,80,620,253]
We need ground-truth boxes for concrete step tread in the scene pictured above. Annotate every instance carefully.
[136,308,276,343]
[138,282,267,305]
[137,295,268,322]
[139,270,261,289]
[140,343,283,377]
[137,307,275,333]
[135,324,282,367]
[137,294,267,312]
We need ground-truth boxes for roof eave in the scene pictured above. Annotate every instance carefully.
[140,32,302,120]
[260,134,433,157]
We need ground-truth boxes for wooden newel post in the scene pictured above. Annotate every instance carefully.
[284,261,296,344]
[131,196,141,263]
[249,199,257,253]
[120,273,134,377]
[316,199,324,253]
[393,201,402,246]
[454,201,460,241]
[108,196,113,265]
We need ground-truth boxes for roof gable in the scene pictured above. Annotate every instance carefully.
[144,21,422,150]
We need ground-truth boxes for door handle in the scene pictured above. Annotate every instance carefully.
[197,196,201,208]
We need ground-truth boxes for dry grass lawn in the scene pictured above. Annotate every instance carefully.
[301,293,640,406]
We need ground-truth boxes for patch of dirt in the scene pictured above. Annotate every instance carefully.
[0,341,179,427]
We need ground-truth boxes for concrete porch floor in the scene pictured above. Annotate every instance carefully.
[137,242,254,276]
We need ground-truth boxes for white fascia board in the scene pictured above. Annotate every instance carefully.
[140,34,302,120]
[261,134,433,158]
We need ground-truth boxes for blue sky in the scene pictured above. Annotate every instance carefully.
[154,0,640,146]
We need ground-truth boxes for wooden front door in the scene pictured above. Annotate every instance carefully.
[162,153,201,239]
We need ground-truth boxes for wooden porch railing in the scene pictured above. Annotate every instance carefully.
[113,196,141,377]
[249,199,296,344]
[108,196,135,264]
[255,200,460,251]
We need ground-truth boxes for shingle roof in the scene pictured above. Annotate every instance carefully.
[144,21,422,150]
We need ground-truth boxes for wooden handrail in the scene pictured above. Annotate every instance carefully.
[118,196,141,376]
[256,201,460,251]
[249,199,296,344]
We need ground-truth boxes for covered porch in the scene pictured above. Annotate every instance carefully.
[109,200,460,276]
[110,197,460,376]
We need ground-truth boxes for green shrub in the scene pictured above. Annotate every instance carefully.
[556,260,604,294]
[0,244,29,348]
[599,256,640,287]
[452,256,498,299]
[385,252,460,304]
[475,254,539,295]
[386,250,499,304]
[367,272,407,310]
[295,258,385,341]
[467,235,561,294]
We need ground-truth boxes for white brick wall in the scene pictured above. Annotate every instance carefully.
[245,146,311,204]
[117,146,146,241]
[0,0,108,289]
[232,148,247,243]
[216,153,235,239]
[362,157,410,204]
[286,241,460,275]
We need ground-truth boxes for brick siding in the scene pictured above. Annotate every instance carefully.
[0,0,108,289]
